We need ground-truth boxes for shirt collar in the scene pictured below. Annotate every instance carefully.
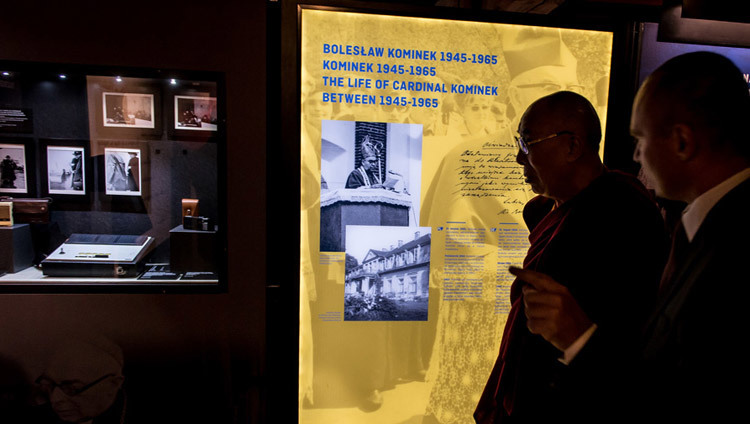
[682,168,750,242]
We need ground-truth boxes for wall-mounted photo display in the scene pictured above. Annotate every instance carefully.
[39,139,92,204]
[104,147,142,196]
[87,76,163,139]
[168,80,222,142]
[0,143,28,194]
[175,95,218,131]
[103,92,155,129]
[46,146,86,195]
[92,139,150,212]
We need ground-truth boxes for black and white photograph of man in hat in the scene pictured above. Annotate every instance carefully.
[47,146,86,195]
[105,148,141,196]
[501,26,610,153]
[0,143,26,193]
[319,119,423,252]
[504,27,584,129]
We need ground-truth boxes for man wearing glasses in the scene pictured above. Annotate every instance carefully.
[458,86,498,136]
[32,338,125,424]
[475,91,668,423]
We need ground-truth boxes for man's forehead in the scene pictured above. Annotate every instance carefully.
[518,114,535,134]
[629,120,642,136]
[518,102,554,134]
[630,83,654,134]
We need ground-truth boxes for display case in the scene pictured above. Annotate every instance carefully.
[0,60,226,292]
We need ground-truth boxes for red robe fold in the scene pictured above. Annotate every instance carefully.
[475,170,667,423]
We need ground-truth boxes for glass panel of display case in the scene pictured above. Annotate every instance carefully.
[0,62,225,292]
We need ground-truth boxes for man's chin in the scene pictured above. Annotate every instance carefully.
[526,181,542,194]
[52,409,83,423]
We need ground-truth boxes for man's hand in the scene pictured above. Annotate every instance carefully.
[509,267,593,351]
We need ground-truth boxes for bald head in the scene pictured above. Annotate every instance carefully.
[641,51,750,158]
[522,91,602,153]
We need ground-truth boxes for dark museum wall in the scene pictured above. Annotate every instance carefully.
[0,1,267,422]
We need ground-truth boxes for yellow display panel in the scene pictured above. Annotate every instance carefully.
[300,8,612,423]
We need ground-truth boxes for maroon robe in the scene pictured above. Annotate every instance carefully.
[475,170,668,423]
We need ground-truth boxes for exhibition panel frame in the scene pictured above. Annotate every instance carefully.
[266,1,641,422]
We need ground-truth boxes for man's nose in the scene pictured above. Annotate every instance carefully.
[49,386,69,405]
[632,141,641,163]
[516,149,527,165]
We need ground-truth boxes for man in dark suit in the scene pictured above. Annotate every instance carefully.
[510,51,750,420]
[474,91,668,423]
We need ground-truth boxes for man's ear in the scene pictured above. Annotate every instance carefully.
[565,133,585,162]
[671,124,697,161]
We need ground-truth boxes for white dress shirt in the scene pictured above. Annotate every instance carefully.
[681,168,750,242]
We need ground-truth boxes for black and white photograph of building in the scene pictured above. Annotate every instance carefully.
[0,143,27,193]
[319,119,423,252]
[105,148,141,196]
[47,146,85,195]
[175,95,218,131]
[103,92,155,128]
[344,225,431,321]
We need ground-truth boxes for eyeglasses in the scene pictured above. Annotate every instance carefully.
[514,131,573,154]
[36,373,116,397]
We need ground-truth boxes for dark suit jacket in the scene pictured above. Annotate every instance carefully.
[637,177,750,419]
[568,177,750,422]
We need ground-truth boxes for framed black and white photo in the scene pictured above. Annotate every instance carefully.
[344,225,432,322]
[174,95,218,131]
[46,145,86,195]
[104,147,142,196]
[0,143,28,194]
[103,92,155,129]
[319,120,423,252]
